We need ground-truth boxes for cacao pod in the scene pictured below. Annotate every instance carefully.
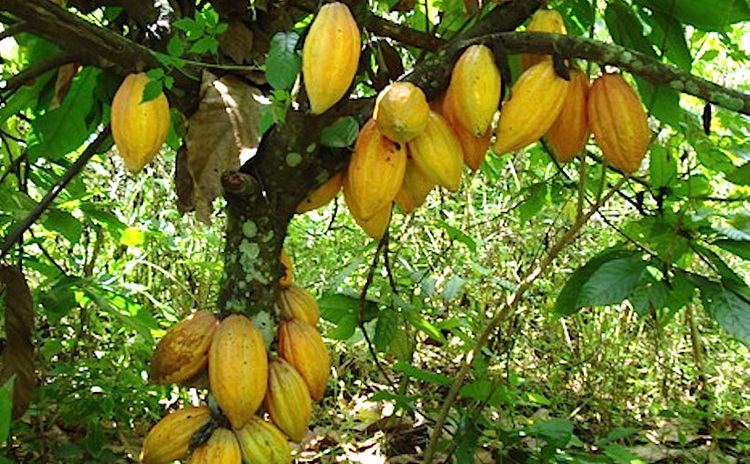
[348,119,407,220]
[278,319,330,401]
[235,417,291,464]
[446,44,501,136]
[545,68,590,162]
[394,158,434,213]
[188,428,241,464]
[520,9,567,72]
[373,82,429,143]
[140,406,212,464]
[264,358,313,442]
[111,73,170,173]
[588,73,650,174]
[440,92,491,171]
[279,283,320,326]
[406,110,464,192]
[343,170,392,240]
[279,249,293,287]
[302,2,361,114]
[494,61,569,155]
[208,315,268,429]
[296,170,343,213]
[150,311,219,385]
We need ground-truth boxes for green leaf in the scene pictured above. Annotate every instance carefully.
[695,278,750,344]
[189,37,219,55]
[635,0,750,31]
[649,146,677,188]
[518,183,548,223]
[173,18,204,38]
[0,377,13,442]
[555,249,638,316]
[167,36,185,57]
[526,418,574,449]
[641,10,692,71]
[726,161,750,186]
[85,421,104,458]
[373,308,399,352]
[628,275,669,316]
[578,255,647,307]
[715,239,750,260]
[266,32,301,91]
[436,220,477,252]
[141,79,164,103]
[320,117,359,148]
[393,362,452,386]
[120,227,145,247]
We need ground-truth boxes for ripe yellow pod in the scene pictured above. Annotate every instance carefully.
[264,358,313,442]
[343,171,392,240]
[441,92,491,171]
[520,9,567,72]
[302,2,361,114]
[208,315,268,429]
[373,82,429,143]
[494,61,570,155]
[545,68,590,162]
[348,119,407,220]
[140,406,212,464]
[278,319,330,401]
[446,45,501,136]
[588,73,650,174]
[187,428,241,464]
[235,417,292,464]
[111,73,170,173]
[279,249,293,287]
[395,159,435,213]
[279,283,320,326]
[296,170,343,213]
[150,311,219,385]
[406,110,464,192]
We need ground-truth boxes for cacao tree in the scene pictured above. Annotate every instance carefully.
[0,0,749,462]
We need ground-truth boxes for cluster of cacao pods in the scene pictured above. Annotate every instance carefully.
[141,251,329,463]
[111,72,170,173]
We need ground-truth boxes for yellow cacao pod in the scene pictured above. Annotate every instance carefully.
[343,170,392,240]
[373,82,429,143]
[440,92,491,171]
[545,68,590,162]
[149,311,219,385]
[406,110,464,192]
[208,315,268,429]
[278,319,330,401]
[520,9,567,72]
[279,249,293,287]
[588,73,650,174]
[279,283,320,326]
[187,428,241,464]
[140,406,212,464]
[302,2,361,114]
[264,358,313,442]
[235,417,291,464]
[395,158,434,213]
[296,170,343,213]
[446,45,501,136]
[111,73,170,173]
[348,119,407,220]
[494,61,569,155]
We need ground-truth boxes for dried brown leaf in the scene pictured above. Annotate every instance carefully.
[463,0,481,16]
[49,63,81,110]
[218,22,255,64]
[186,71,265,223]
[174,145,194,213]
[392,0,417,12]
[0,265,35,419]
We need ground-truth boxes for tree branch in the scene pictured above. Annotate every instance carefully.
[0,127,111,260]
[1,51,81,93]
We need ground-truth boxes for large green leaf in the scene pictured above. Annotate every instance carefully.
[635,0,750,31]
[640,9,693,71]
[577,255,648,307]
[266,32,301,91]
[695,278,750,344]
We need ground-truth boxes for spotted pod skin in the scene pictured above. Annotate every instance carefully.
[373,82,430,143]
[296,170,343,213]
[494,61,570,155]
[187,428,241,464]
[278,319,330,401]
[348,119,407,220]
[406,110,464,192]
[302,2,361,114]
[279,283,320,326]
[208,315,268,429]
[545,68,590,163]
[235,417,292,464]
[446,44,501,137]
[140,406,212,464]
[264,358,313,442]
[520,9,567,72]
[588,73,650,174]
[150,310,219,385]
[110,73,170,173]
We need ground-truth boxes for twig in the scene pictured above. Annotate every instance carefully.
[1,51,81,93]
[0,127,110,259]
[0,21,27,41]
[421,177,627,464]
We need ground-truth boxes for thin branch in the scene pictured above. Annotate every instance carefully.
[0,127,111,259]
[421,177,627,464]
[0,21,27,41]
[1,51,81,94]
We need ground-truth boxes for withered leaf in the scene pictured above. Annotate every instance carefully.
[49,63,81,110]
[185,71,265,223]
[218,22,255,65]
[0,265,35,419]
